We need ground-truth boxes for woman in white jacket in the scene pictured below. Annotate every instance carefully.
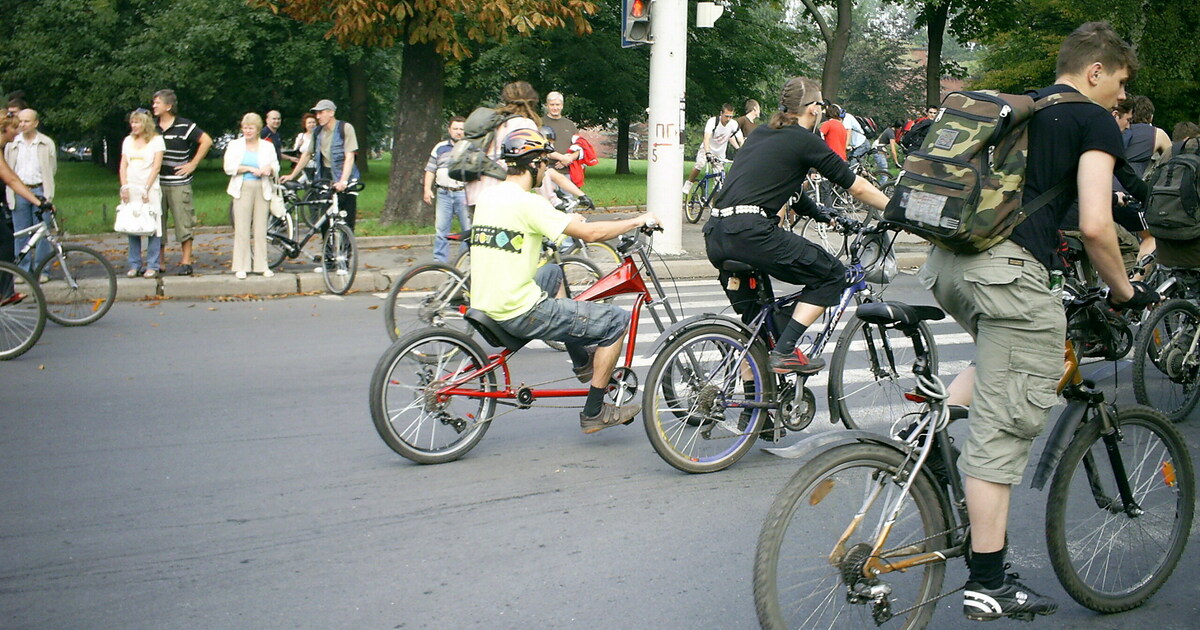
[224,113,279,278]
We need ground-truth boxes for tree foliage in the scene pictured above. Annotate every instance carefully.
[973,0,1200,131]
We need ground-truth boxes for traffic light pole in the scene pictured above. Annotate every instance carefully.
[644,0,688,254]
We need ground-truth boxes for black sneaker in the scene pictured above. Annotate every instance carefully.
[963,573,1058,622]
[768,348,825,374]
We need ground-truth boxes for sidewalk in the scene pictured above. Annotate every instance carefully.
[67,209,930,301]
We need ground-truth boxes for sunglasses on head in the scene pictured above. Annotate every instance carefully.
[133,107,150,115]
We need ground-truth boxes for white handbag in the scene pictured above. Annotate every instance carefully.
[114,187,158,236]
[269,179,286,218]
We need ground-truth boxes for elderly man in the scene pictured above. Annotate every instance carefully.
[4,109,56,278]
[542,91,582,173]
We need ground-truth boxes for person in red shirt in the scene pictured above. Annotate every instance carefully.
[818,103,848,160]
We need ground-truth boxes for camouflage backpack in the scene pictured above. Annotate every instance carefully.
[445,107,517,183]
[883,90,1096,254]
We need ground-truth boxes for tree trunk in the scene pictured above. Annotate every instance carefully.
[348,57,370,174]
[925,2,950,107]
[616,117,631,175]
[821,0,854,102]
[381,41,444,225]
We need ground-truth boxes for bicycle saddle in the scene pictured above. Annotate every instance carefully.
[721,260,757,273]
[464,308,529,353]
[856,302,945,328]
[282,180,306,191]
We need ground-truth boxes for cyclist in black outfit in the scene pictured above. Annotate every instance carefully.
[704,76,890,374]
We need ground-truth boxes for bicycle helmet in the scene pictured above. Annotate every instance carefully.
[538,125,557,142]
[500,128,550,164]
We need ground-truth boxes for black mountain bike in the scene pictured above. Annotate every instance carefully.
[266,179,363,295]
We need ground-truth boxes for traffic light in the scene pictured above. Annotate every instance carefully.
[622,0,652,46]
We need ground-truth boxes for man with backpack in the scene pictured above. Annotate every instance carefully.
[283,99,361,232]
[912,22,1159,622]
[898,106,937,156]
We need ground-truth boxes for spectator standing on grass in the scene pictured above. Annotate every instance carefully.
[224,113,279,280]
[542,91,582,175]
[153,89,212,277]
[423,116,469,263]
[283,100,360,234]
[4,109,55,278]
[120,109,165,279]
[261,110,284,164]
[0,112,52,305]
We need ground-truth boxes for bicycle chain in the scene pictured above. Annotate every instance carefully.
[888,584,965,619]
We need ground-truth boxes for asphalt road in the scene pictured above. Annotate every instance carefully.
[2,275,1197,629]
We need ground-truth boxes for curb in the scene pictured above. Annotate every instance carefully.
[85,249,930,302]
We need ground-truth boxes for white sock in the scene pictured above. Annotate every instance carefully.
[682,181,693,194]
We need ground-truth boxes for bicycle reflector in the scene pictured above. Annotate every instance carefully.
[903,391,927,403]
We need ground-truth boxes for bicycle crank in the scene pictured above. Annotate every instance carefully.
[606,367,639,405]
[780,386,817,431]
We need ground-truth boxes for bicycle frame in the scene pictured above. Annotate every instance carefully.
[12,208,61,266]
[434,231,680,406]
[269,189,343,258]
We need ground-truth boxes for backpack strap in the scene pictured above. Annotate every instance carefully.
[1018,91,1102,219]
[1020,178,1071,219]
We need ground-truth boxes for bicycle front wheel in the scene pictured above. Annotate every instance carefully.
[642,324,773,473]
[829,316,939,434]
[0,261,47,360]
[35,244,116,326]
[383,261,470,342]
[754,442,950,630]
[266,211,296,270]
[1045,405,1194,612]
[321,223,357,295]
[684,184,705,224]
[370,329,497,464]
[1132,299,1200,423]
[578,240,621,275]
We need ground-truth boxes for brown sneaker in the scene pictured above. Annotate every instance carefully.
[579,402,639,434]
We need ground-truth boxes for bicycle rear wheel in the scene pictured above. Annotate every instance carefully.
[369,329,497,464]
[383,261,470,342]
[35,244,116,326]
[266,211,296,270]
[1132,299,1200,423]
[754,442,950,629]
[642,324,773,473]
[828,316,939,434]
[321,223,357,295]
[0,262,47,360]
[1045,405,1194,612]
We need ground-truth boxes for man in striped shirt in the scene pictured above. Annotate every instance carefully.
[152,89,212,276]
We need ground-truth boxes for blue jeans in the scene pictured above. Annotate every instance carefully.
[433,188,469,263]
[128,234,162,271]
[872,151,891,185]
[12,186,50,274]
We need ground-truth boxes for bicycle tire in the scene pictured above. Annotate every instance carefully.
[0,261,47,360]
[384,261,470,342]
[35,244,116,326]
[1132,299,1200,423]
[266,211,296,270]
[754,442,950,630]
[370,329,497,464]
[453,247,471,273]
[578,240,621,275]
[829,316,940,434]
[321,223,357,295]
[1045,405,1194,612]
[544,256,604,352]
[684,183,705,224]
[641,324,773,473]
[794,216,847,258]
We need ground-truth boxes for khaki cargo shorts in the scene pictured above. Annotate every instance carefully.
[917,240,1067,485]
[160,184,196,243]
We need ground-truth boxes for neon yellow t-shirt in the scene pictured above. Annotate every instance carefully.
[469,181,572,320]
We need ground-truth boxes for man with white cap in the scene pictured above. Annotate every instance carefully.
[283,99,361,235]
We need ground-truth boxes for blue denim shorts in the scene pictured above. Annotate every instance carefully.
[499,294,628,348]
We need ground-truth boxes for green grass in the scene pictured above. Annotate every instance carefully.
[52,156,659,235]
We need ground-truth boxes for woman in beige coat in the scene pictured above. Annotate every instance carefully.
[223,113,279,278]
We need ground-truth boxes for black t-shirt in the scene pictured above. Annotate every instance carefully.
[713,124,856,216]
[158,116,206,186]
[1010,85,1125,271]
